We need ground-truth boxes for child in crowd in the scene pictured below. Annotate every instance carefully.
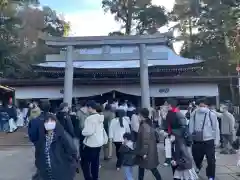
[119,133,136,180]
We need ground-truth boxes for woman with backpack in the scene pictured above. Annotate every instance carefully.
[109,109,131,170]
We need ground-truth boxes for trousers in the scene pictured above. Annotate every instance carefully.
[192,140,215,178]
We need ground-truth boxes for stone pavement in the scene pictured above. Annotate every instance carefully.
[0,130,240,180]
[0,145,239,180]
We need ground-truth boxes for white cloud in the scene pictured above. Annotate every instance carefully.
[64,0,182,53]
[65,10,121,36]
[65,1,175,36]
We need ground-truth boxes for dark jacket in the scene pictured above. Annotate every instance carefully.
[56,111,75,138]
[135,120,159,169]
[70,113,81,139]
[102,110,115,135]
[35,122,77,180]
[0,107,9,122]
[5,106,17,121]
[119,143,136,166]
[165,108,187,136]
[172,138,192,170]
[28,112,44,144]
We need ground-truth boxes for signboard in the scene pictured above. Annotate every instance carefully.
[159,88,170,93]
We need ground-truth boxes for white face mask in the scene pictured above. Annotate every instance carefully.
[44,122,56,131]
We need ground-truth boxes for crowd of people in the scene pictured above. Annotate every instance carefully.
[1,97,240,180]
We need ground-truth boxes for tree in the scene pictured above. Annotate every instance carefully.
[0,0,70,78]
[102,0,168,35]
[172,0,240,75]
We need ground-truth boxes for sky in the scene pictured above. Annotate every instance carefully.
[39,0,181,52]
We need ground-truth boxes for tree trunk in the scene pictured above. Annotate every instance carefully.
[125,0,133,35]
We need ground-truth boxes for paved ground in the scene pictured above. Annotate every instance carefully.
[0,130,240,180]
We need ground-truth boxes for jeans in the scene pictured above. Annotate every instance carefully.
[0,121,9,132]
[192,140,215,178]
[123,166,134,180]
[81,146,101,180]
[138,167,162,180]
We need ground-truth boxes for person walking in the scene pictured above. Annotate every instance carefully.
[102,104,115,160]
[164,98,188,169]
[76,101,89,152]
[56,102,75,138]
[28,100,50,180]
[135,108,162,180]
[119,132,136,180]
[0,102,10,132]
[6,100,18,133]
[218,105,236,154]
[109,109,131,170]
[189,99,220,180]
[28,102,41,122]
[35,113,77,180]
[81,100,108,180]
[131,108,140,142]
[171,133,198,180]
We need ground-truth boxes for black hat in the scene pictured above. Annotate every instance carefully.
[40,100,50,113]
[86,100,98,110]
[139,108,149,119]
[166,98,178,107]
[59,102,68,110]
[123,132,132,141]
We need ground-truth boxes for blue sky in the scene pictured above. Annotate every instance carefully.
[39,0,175,36]
[39,0,101,13]
[39,0,181,52]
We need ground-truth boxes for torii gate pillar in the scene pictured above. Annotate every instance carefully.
[63,46,74,106]
[139,44,150,109]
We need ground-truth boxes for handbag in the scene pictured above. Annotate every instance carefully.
[192,113,207,142]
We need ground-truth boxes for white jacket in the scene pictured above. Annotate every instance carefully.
[109,117,130,142]
[131,114,139,133]
[82,113,106,147]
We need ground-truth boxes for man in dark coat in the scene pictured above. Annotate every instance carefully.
[56,102,75,138]
[164,98,188,173]
[35,114,77,180]
[28,101,50,180]
[135,108,162,180]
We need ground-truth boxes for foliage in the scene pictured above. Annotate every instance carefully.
[102,0,168,35]
[0,0,70,78]
[171,0,240,75]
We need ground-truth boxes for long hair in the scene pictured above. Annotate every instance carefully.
[116,109,125,128]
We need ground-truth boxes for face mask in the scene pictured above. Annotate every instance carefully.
[222,108,227,113]
[44,122,56,131]
[199,107,208,112]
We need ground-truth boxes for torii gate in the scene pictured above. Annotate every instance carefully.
[41,35,168,108]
